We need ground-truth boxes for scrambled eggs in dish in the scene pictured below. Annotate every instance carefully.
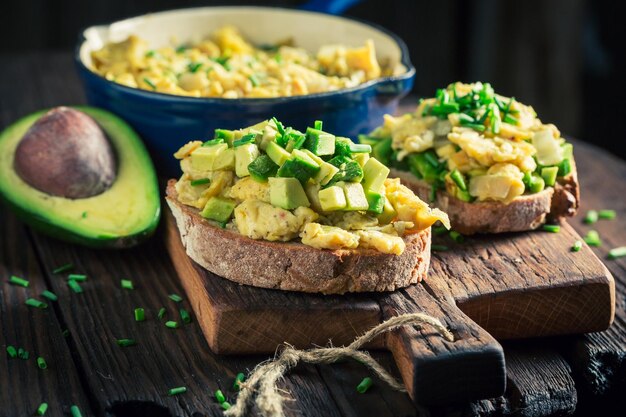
[91,26,395,98]
[362,82,574,203]
[173,118,449,255]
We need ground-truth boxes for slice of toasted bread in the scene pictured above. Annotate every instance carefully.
[389,161,580,235]
[165,180,431,294]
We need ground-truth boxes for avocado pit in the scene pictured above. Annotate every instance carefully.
[14,107,117,199]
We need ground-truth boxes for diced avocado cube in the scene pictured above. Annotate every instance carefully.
[371,138,393,165]
[314,162,340,185]
[243,120,269,134]
[301,149,325,165]
[305,127,336,156]
[362,157,390,193]
[327,155,363,183]
[528,173,546,194]
[190,143,229,171]
[358,134,382,147]
[201,197,236,223]
[366,190,385,214]
[305,182,323,212]
[319,186,347,211]
[212,148,235,171]
[334,137,353,157]
[248,155,279,182]
[353,152,370,168]
[266,141,291,166]
[377,198,397,224]
[541,166,559,187]
[277,150,321,183]
[214,129,235,146]
[259,127,278,151]
[269,177,310,210]
[561,143,574,159]
[235,143,260,177]
[337,182,369,211]
[557,158,571,176]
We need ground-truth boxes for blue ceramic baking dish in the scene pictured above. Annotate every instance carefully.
[75,6,415,175]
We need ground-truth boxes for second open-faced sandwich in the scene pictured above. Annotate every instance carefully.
[360,82,580,234]
[166,118,449,294]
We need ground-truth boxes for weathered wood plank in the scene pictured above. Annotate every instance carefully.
[0,206,92,417]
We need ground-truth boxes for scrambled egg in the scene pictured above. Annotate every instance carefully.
[234,200,318,241]
[300,223,360,250]
[384,179,451,230]
[91,26,395,98]
[469,163,525,203]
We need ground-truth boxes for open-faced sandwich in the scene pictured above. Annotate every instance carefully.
[166,119,449,294]
[360,82,580,234]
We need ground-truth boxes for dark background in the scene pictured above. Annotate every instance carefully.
[2,0,625,159]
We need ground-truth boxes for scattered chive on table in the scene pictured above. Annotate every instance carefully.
[1,52,626,417]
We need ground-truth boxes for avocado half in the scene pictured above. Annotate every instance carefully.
[0,106,161,248]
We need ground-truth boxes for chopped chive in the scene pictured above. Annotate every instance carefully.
[188,62,202,73]
[67,280,83,294]
[70,405,83,417]
[37,356,47,369]
[429,184,438,202]
[25,298,48,309]
[215,389,226,403]
[168,386,187,396]
[432,245,449,252]
[542,224,560,233]
[36,402,48,416]
[503,114,518,125]
[190,178,210,186]
[121,279,134,290]
[145,50,156,58]
[460,122,487,132]
[584,210,598,224]
[571,241,583,252]
[81,211,88,219]
[52,263,74,274]
[158,307,167,320]
[433,225,448,236]
[143,77,157,90]
[314,120,323,130]
[135,308,145,322]
[41,290,58,301]
[116,339,137,347]
[221,402,231,410]
[608,246,626,260]
[356,377,373,393]
[248,74,260,87]
[234,372,245,390]
[62,329,70,338]
[18,348,29,360]
[584,230,602,247]
[8,275,29,287]
[67,274,87,282]
[179,308,191,324]
[165,321,179,329]
[449,231,464,243]
[449,169,467,191]
[6,345,17,358]
[169,294,183,303]
[599,210,616,220]
[176,45,187,54]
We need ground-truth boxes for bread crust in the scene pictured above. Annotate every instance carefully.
[389,161,580,235]
[165,180,431,294]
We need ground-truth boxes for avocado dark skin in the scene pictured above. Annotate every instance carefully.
[14,107,117,199]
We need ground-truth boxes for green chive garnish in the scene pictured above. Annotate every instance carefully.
[158,307,167,320]
[37,356,47,369]
[121,279,134,290]
[70,405,83,417]
[169,294,183,303]
[542,224,560,233]
[143,77,157,90]
[68,280,83,294]
[67,274,87,282]
[81,211,88,219]
[6,345,17,358]
[221,402,231,410]
[449,231,464,243]
[584,210,598,224]
[165,321,179,329]
[190,178,210,186]
[356,377,373,393]
[168,386,187,396]
[25,298,48,309]
[584,230,602,247]
[52,263,73,274]
[599,210,616,220]
[233,372,245,390]
[215,389,226,403]
[62,329,70,338]
[8,275,29,287]
[116,339,137,347]
[36,402,48,416]
[433,225,448,236]
[179,309,191,324]
[41,290,58,301]
[188,62,202,73]
[571,241,583,252]
[248,74,260,87]
[18,348,29,360]
[608,246,626,260]
[432,245,449,252]
[135,308,145,322]
[314,120,323,130]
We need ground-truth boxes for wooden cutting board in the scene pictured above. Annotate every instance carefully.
[164,211,614,406]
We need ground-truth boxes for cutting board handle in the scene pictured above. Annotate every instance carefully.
[381,279,506,405]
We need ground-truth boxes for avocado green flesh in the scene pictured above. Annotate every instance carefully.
[0,106,161,248]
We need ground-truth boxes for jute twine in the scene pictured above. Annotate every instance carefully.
[224,312,455,417]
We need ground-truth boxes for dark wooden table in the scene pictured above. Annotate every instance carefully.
[1,52,625,417]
